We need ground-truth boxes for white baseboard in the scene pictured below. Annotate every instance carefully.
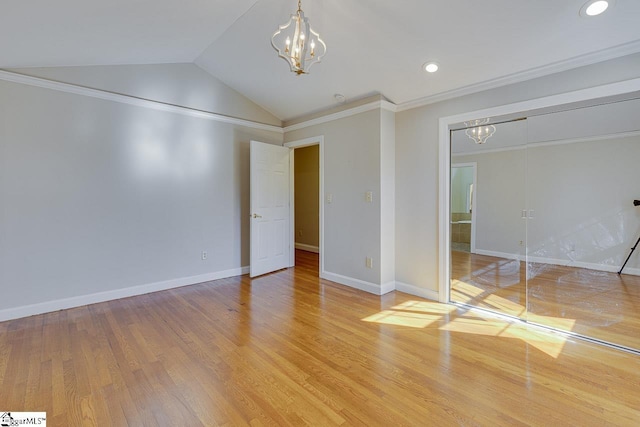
[474,248,640,276]
[0,266,250,322]
[321,271,388,295]
[380,280,396,295]
[294,243,320,253]
[395,281,440,301]
[528,255,640,276]
[474,249,523,261]
[318,273,440,299]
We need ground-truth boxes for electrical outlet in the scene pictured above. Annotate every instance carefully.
[297,230,303,237]
[326,193,333,203]
[366,257,373,268]
[201,251,207,260]
[365,191,373,203]
[519,240,524,246]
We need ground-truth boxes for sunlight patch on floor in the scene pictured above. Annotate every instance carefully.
[440,316,572,358]
[451,279,486,298]
[362,310,441,328]
[525,313,578,331]
[362,301,456,328]
[391,300,456,314]
[483,293,525,317]
[362,299,575,358]
[452,279,526,317]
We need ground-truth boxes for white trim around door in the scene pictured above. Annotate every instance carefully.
[284,136,325,278]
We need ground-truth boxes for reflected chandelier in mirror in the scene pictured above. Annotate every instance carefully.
[465,118,496,144]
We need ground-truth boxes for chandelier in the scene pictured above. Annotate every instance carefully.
[271,0,327,75]
[465,119,496,144]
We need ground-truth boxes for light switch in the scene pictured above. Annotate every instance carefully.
[366,191,373,202]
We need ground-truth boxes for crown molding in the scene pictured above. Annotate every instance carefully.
[283,100,397,133]
[451,131,640,158]
[0,70,284,134]
[380,100,398,113]
[0,69,400,135]
[397,40,640,113]
[5,38,640,134]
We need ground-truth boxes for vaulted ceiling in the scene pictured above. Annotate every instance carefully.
[2,0,640,121]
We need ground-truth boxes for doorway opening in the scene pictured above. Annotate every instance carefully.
[285,136,324,277]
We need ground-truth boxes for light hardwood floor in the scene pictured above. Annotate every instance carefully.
[1,250,640,426]
[451,250,640,350]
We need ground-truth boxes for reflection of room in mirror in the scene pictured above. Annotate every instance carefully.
[449,96,640,352]
[451,163,476,253]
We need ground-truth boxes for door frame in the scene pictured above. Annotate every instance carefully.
[438,77,640,303]
[451,162,477,254]
[284,136,325,277]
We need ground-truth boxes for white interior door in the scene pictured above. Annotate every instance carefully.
[250,141,291,277]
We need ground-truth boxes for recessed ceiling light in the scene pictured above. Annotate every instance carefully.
[586,1,609,15]
[580,0,614,17]
[424,62,439,73]
[334,93,346,103]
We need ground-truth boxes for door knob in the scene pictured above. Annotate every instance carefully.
[251,213,262,218]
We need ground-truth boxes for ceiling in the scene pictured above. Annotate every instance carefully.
[452,119,528,155]
[2,0,640,122]
[451,93,640,155]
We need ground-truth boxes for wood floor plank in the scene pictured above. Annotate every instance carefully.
[1,250,639,426]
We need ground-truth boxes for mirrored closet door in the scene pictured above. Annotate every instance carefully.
[450,119,528,319]
[525,97,640,351]
[449,95,640,352]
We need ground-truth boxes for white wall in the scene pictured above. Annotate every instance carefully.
[453,135,640,272]
[526,135,640,272]
[452,99,640,273]
[528,97,640,144]
[4,53,640,316]
[8,63,282,126]
[285,109,386,292]
[453,148,526,258]
[0,71,282,319]
[395,52,640,295]
[380,109,396,287]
